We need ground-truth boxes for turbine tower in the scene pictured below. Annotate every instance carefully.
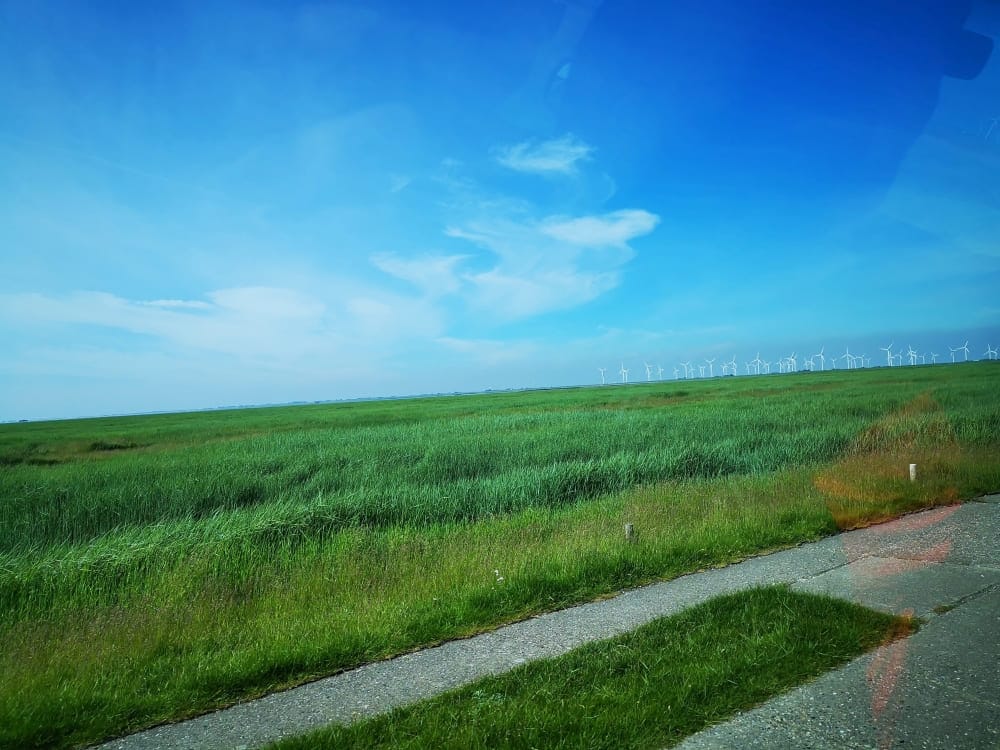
[620,363,629,384]
[880,342,894,367]
[598,367,607,385]
[814,346,825,371]
[705,357,716,377]
[841,345,854,370]
[960,341,970,361]
[985,345,998,361]
[644,362,654,382]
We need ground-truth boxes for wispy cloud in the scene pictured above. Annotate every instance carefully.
[370,253,469,296]
[441,208,661,319]
[0,285,444,363]
[541,209,660,247]
[494,134,594,175]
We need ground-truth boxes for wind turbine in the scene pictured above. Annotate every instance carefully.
[751,352,763,375]
[727,355,737,376]
[620,362,629,384]
[598,367,607,385]
[644,362,654,382]
[949,347,957,363]
[814,346,825,371]
[841,345,854,369]
[787,352,797,372]
[930,352,939,364]
[880,342,894,367]
[673,366,680,380]
[705,358,716,377]
[698,365,706,378]
[657,364,665,380]
[680,361,692,379]
[804,356,815,372]
[762,360,771,375]
[985,345,998,361]
[960,341,970,361]
[906,346,918,366]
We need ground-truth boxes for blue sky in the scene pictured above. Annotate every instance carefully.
[2,0,999,420]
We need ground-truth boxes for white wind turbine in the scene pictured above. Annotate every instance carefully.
[657,364,665,380]
[959,341,970,361]
[949,347,957,363]
[598,367,607,385]
[762,360,771,374]
[698,365,706,378]
[787,352,797,372]
[985,345,998,361]
[906,346,918,366]
[727,355,737,376]
[620,362,629,384]
[804,355,815,372]
[705,357,716,377]
[752,352,763,375]
[814,346,825,371]
[841,345,854,369]
[880,342,894,367]
[930,352,939,364]
[644,362,654,382]
[680,361,692,379]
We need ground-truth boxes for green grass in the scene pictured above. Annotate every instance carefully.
[0,363,997,748]
[270,587,916,750]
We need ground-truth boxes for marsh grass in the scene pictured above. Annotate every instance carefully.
[270,587,916,750]
[0,363,997,748]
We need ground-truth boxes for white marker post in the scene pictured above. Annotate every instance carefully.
[624,523,635,543]
[909,463,917,482]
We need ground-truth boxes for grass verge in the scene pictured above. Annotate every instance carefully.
[270,586,916,750]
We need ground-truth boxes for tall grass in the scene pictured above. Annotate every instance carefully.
[2,369,968,553]
[0,363,998,749]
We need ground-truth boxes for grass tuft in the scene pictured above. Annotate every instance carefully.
[270,587,915,750]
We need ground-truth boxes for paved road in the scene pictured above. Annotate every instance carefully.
[96,495,1000,750]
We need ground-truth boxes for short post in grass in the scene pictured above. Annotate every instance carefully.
[624,522,635,543]
[909,463,917,482]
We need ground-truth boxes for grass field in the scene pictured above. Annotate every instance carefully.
[1,363,998,748]
[271,587,916,750]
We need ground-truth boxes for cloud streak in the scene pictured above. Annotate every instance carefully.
[436,208,660,319]
[495,134,594,175]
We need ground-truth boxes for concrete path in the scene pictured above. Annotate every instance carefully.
[96,496,1000,750]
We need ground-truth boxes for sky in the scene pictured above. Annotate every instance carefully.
[1,0,999,421]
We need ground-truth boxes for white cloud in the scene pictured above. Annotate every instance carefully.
[464,266,620,319]
[435,336,539,365]
[442,208,660,319]
[495,134,594,175]
[541,209,660,247]
[389,174,412,193]
[141,299,213,310]
[371,253,469,296]
[0,284,444,364]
